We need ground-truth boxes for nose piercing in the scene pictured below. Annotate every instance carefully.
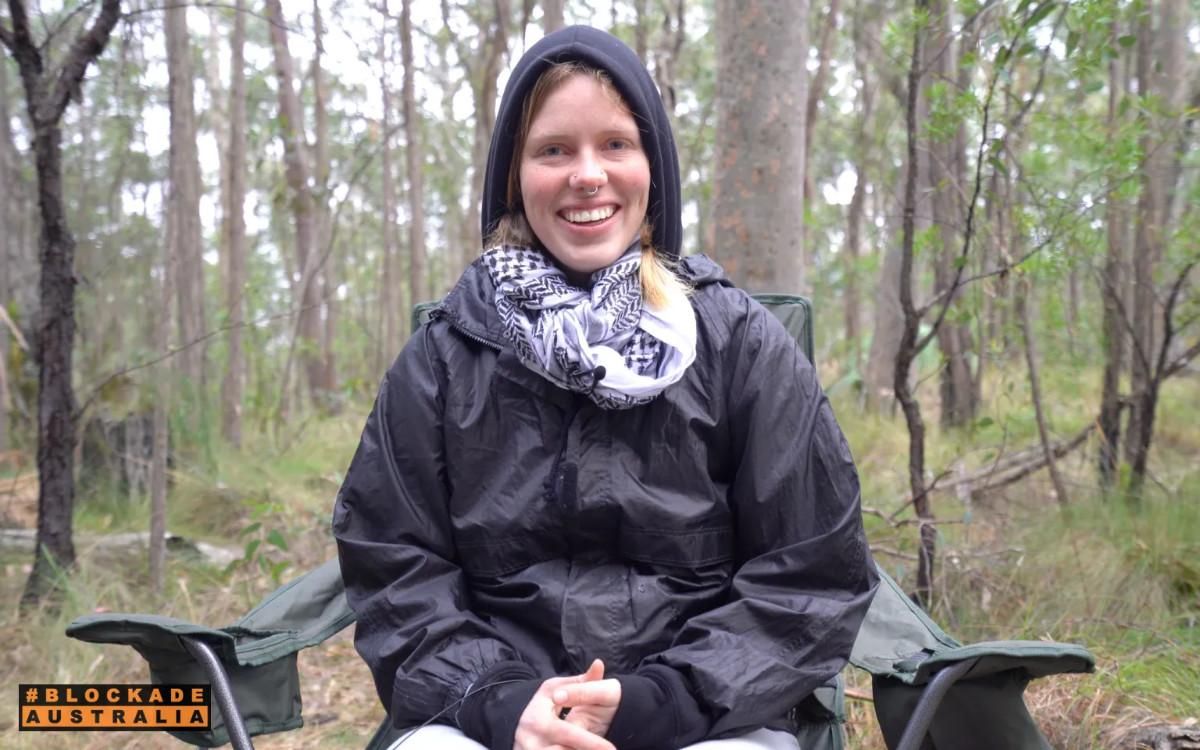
[584,186,599,196]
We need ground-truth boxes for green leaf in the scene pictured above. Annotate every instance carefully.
[1118,34,1136,48]
[996,46,1011,67]
[267,529,289,552]
[975,416,995,429]
[1066,29,1079,57]
[243,538,261,561]
[239,522,262,538]
[1025,1,1056,29]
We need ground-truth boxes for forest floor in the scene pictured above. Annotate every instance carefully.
[0,365,1197,749]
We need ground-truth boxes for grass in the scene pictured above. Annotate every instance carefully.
[2,363,1198,748]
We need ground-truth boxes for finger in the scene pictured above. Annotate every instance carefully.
[541,716,617,750]
[583,658,605,682]
[551,678,621,707]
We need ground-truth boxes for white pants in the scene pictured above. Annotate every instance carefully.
[386,723,800,750]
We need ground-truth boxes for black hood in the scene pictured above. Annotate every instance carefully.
[480,25,683,259]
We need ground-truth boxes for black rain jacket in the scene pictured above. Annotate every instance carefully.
[332,254,878,744]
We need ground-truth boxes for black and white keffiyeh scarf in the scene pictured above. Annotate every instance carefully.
[482,243,696,410]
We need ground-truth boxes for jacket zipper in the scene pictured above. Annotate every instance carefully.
[428,308,503,351]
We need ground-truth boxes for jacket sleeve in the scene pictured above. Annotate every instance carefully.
[332,326,537,730]
[632,290,879,740]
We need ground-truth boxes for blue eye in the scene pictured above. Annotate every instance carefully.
[541,145,564,157]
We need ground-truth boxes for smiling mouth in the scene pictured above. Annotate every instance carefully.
[561,205,617,224]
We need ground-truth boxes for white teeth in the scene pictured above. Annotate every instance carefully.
[563,206,615,223]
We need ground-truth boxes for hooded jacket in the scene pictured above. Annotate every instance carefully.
[334,26,877,750]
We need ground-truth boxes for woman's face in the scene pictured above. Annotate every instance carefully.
[519,74,651,277]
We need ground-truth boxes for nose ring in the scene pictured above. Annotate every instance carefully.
[584,186,599,196]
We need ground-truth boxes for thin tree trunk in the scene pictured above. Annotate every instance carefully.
[1016,280,1069,507]
[0,55,11,455]
[895,0,936,606]
[926,0,976,428]
[149,193,176,595]
[713,0,809,293]
[1098,16,1124,486]
[313,0,336,398]
[802,0,840,221]
[165,1,206,389]
[265,0,324,412]
[1124,4,1160,477]
[400,0,427,314]
[221,0,248,447]
[844,0,875,371]
[6,0,123,606]
[379,2,399,364]
[863,171,907,413]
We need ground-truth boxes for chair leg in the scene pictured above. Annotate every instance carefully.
[181,636,256,750]
[895,659,977,750]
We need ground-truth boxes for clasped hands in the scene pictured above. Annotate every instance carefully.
[514,659,622,750]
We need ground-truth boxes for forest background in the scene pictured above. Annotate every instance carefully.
[1,0,1198,747]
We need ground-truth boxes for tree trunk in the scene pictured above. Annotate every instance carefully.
[379,2,399,364]
[1098,16,1126,486]
[652,0,686,129]
[465,0,510,267]
[313,0,336,399]
[1016,280,1069,507]
[265,0,325,412]
[221,0,248,447]
[895,0,936,607]
[713,0,808,293]
[0,55,11,455]
[802,0,840,230]
[542,0,564,32]
[5,0,122,606]
[149,188,176,595]
[863,170,908,413]
[400,0,427,315]
[926,0,976,428]
[165,1,206,389]
[1124,4,1161,478]
[844,0,876,372]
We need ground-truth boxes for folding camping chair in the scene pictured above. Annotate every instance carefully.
[66,295,1094,750]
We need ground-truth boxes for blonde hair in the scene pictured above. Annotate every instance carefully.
[487,62,690,310]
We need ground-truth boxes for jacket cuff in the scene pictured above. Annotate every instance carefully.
[607,665,709,750]
[454,661,541,750]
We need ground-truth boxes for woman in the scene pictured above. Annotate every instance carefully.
[334,25,877,750]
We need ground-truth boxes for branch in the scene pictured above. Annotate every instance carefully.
[6,0,41,75]
[1163,339,1200,380]
[42,0,120,123]
[1153,260,1197,385]
[122,2,297,32]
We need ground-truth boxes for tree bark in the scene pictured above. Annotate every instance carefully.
[464,0,509,268]
[265,0,325,412]
[713,0,808,293]
[0,55,12,455]
[863,170,907,413]
[379,1,399,365]
[400,0,427,318]
[895,0,936,606]
[313,0,336,398]
[1016,279,1069,507]
[926,0,977,428]
[1098,16,1126,487]
[221,0,248,447]
[4,0,123,606]
[843,0,876,372]
[542,0,564,32]
[165,0,206,389]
